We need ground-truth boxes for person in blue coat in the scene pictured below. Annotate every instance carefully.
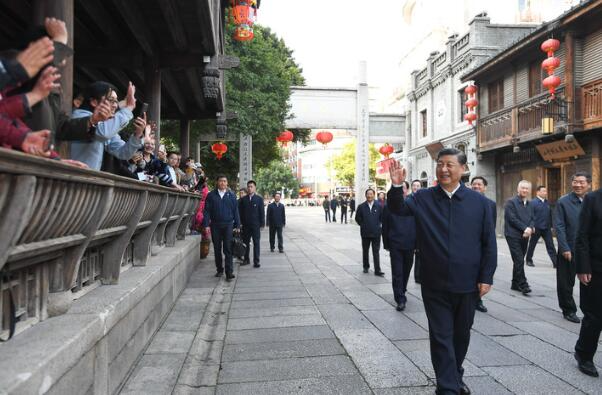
[387,149,497,395]
[525,186,557,268]
[238,180,265,268]
[355,188,384,276]
[554,172,591,323]
[330,196,338,222]
[266,192,286,253]
[382,180,415,311]
[471,176,497,314]
[504,180,535,295]
[202,175,240,280]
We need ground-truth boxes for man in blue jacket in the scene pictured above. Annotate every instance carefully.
[266,192,286,253]
[239,180,265,268]
[387,149,497,395]
[471,176,497,314]
[554,172,591,323]
[202,175,240,281]
[355,188,384,276]
[330,196,338,223]
[504,180,535,295]
[382,180,415,311]
[525,186,557,268]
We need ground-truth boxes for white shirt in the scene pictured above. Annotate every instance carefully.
[367,201,374,211]
[218,189,226,198]
[167,166,177,185]
[442,183,461,199]
[537,196,545,202]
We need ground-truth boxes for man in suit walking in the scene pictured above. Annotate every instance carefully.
[555,172,591,324]
[410,179,422,284]
[267,192,286,253]
[470,176,497,313]
[349,196,356,219]
[574,185,602,378]
[382,181,416,311]
[202,175,240,281]
[388,149,496,395]
[323,196,331,223]
[525,186,557,268]
[239,180,265,268]
[355,188,384,276]
[330,196,338,222]
[340,196,348,224]
[504,180,535,295]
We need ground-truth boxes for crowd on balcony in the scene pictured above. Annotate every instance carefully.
[0,17,205,194]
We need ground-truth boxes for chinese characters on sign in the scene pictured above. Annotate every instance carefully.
[536,139,585,161]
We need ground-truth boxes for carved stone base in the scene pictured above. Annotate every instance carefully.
[47,291,73,317]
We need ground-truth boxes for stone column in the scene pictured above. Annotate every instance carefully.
[180,119,190,157]
[355,61,370,205]
[239,134,252,187]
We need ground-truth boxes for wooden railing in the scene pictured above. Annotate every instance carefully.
[517,88,566,137]
[582,78,602,130]
[478,108,514,150]
[0,148,200,338]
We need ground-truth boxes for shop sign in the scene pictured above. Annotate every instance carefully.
[536,139,585,161]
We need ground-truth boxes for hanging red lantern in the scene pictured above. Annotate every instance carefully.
[211,142,228,160]
[315,131,333,148]
[541,37,561,98]
[276,130,294,147]
[464,84,478,125]
[230,0,258,42]
[379,143,394,158]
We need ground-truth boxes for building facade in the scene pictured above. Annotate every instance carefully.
[462,0,602,224]
[405,15,537,196]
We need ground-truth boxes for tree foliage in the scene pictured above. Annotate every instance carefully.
[328,141,382,188]
[254,160,300,198]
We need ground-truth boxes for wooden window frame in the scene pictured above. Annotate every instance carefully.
[488,79,504,113]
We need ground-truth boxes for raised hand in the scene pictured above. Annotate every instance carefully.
[26,66,60,107]
[16,37,54,78]
[388,160,406,186]
[124,82,136,111]
[91,98,112,125]
[21,130,51,157]
[45,17,68,44]
[133,113,147,138]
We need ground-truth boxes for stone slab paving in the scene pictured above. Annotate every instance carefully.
[120,207,602,395]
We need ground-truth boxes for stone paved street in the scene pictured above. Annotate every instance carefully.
[121,207,602,395]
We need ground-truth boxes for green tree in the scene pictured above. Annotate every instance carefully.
[255,160,300,198]
[328,141,383,188]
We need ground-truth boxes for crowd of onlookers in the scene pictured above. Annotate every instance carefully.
[0,17,205,193]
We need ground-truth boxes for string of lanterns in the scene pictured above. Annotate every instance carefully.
[464,84,478,125]
[541,38,561,99]
[230,0,258,42]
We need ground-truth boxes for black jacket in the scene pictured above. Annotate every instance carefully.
[382,204,416,251]
[330,199,338,209]
[355,201,382,238]
[504,196,534,239]
[575,188,602,274]
[266,202,286,227]
[350,199,356,210]
[239,194,265,228]
[202,189,240,228]
[531,197,552,230]
[554,192,583,254]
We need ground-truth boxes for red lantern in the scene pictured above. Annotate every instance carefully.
[276,130,294,147]
[230,0,258,42]
[211,142,228,160]
[541,37,561,98]
[379,144,394,158]
[464,84,478,125]
[315,131,333,147]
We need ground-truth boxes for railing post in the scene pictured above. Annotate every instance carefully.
[177,197,197,240]
[133,194,168,266]
[153,194,177,253]
[100,191,148,285]
[165,196,190,247]
[0,175,36,271]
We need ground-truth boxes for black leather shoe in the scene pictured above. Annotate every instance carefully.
[270,249,275,252]
[226,273,235,281]
[564,313,581,323]
[241,260,250,266]
[374,271,385,277]
[460,382,471,395]
[215,271,223,277]
[363,268,369,273]
[521,285,532,295]
[476,300,488,313]
[575,352,599,377]
[511,284,521,291]
[526,260,535,267]
[396,303,405,311]
[279,250,284,253]
[253,263,260,268]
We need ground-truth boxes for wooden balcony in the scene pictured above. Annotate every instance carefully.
[0,149,200,339]
[477,108,514,151]
[582,78,602,130]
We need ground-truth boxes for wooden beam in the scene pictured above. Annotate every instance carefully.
[565,31,576,132]
[76,0,123,43]
[162,70,187,116]
[76,49,215,69]
[196,0,217,55]
[112,0,155,56]
[186,69,206,113]
[158,0,188,51]
[218,55,240,69]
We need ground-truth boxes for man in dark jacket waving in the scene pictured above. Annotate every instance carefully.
[202,175,240,280]
[355,188,384,276]
[266,192,286,253]
[387,149,497,395]
[525,186,557,268]
[239,180,265,268]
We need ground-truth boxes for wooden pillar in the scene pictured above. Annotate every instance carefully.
[145,57,161,153]
[565,31,576,131]
[180,119,190,157]
[593,135,601,191]
[33,0,74,114]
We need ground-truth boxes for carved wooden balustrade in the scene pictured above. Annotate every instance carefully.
[582,78,602,130]
[0,148,200,338]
